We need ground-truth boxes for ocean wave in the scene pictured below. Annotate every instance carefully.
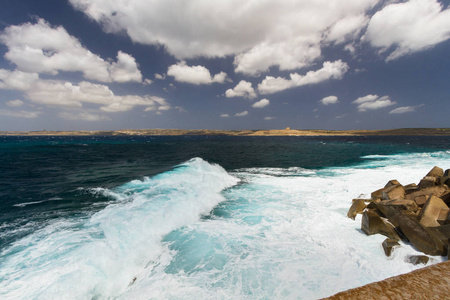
[0,158,239,299]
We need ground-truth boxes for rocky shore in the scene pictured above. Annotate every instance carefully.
[347,166,450,263]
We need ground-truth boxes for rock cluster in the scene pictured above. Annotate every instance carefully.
[348,166,450,264]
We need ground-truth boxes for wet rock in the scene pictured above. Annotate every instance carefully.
[381,185,405,200]
[396,212,446,256]
[406,255,429,265]
[405,185,448,204]
[418,176,436,189]
[361,210,400,241]
[347,199,367,220]
[426,166,444,179]
[382,238,400,257]
[418,195,449,227]
[376,199,419,220]
[385,180,401,188]
[404,183,419,194]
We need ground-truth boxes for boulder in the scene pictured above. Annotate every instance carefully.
[404,183,419,194]
[382,238,400,257]
[406,255,429,265]
[418,176,436,189]
[347,199,367,220]
[361,210,400,240]
[405,185,448,203]
[381,185,405,200]
[395,212,446,255]
[418,195,449,227]
[445,169,450,177]
[385,180,401,188]
[375,199,419,220]
[426,166,444,179]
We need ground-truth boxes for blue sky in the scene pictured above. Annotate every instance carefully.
[0,0,449,131]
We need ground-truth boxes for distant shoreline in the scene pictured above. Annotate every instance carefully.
[1,128,449,136]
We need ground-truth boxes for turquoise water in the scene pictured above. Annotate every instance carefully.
[0,136,449,299]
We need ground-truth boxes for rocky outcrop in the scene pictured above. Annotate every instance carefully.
[347,166,450,263]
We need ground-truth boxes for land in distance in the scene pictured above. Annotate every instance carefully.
[1,128,449,136]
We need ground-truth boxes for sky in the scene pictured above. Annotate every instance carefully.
[0,0,449,131]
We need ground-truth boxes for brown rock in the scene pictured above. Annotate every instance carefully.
[381,185,405,200]
[384,179,401,188]
[361,210,400,240]
[426,166,444,179]
[418,176,436,189]
[375,199,419,220]
[382,238,400,257]
[405,185,448,202]
[444,169,450,177]
[406,255,429,265]
[396,212,446,255]
[404,183,419,194]
[418,195,449,227]
[347,199,367,220]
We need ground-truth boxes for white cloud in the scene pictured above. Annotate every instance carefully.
[389,105,424,114]
[6,99,24,107]
[69,0,378,75]
[353,94,396,111]
[264,116,275,120]
[0,109,42,118]
[365,0,450,61]
[235,111,248,117]
[225,80,257,99]
[220,113,230,118]
[320,95,339,105]
[143,78,153,85]
[58,111,111,121]
[0,19,142,82]
[252,99,270,108]
[258,60,349,94]
[155,73,165,80]
[0,69,39,90]
[167,61,228,85]
[109,51,142,83]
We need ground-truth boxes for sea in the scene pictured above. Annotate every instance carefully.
[0,135,449,299]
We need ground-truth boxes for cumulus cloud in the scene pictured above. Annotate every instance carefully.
[353,94,396,111]
[0,109,42,118]
[0,69,39,90]
[58,111,111,121]
[220,113,230,118]
[264,116,275,120]
[389,104,424,114]
[252,99,270,108]
[0,19,142,82]
[167,61,228,85]
[258,60,349,94]
[365,0,450,61]
[225,80,257,99]
[69,0,377,75]
[235,111,248,117]
[320,95,339,105]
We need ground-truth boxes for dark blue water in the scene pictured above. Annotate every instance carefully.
[0,135,449,299]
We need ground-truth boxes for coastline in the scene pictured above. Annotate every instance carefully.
[1,128,449,136]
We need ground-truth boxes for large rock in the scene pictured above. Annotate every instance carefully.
[347,199,367,220]
[385,180,401,188]
[395,212,446,255]
[404,185,448,205]
[426,166,444,179]
[382,238,400,257]
[371,184,405,201]
[406,255,429,265]
[418,195,449,227]
[375,199,419,221]
[418,176,437,189]
[361,210,400,240]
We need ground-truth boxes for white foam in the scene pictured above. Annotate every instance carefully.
[0,158,239,299]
